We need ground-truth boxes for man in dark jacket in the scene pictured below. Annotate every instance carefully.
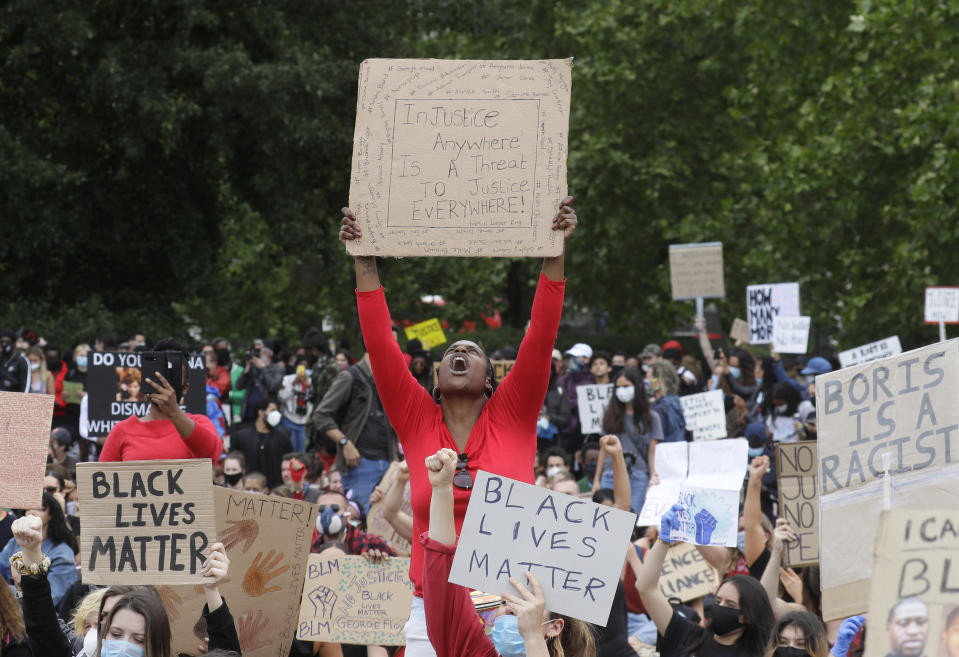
[0,329,29,392]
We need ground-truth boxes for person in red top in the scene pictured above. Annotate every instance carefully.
[339,196,577,657]
[99,338,222,463]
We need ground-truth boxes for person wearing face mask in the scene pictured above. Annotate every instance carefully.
[0,329,30,393]
[765,611,830,657]
[26,346,54,394]
[537,349,572,454]
[99,339,221,464]
[221,452,246,490]
[555,342,596,455]
[42,343,70,427]
[231,399,293,490]
[764,382,806,444]
[637,504,776,657]
[278,357,315,452]
[62,343,91,444]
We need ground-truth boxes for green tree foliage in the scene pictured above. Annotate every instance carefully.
[3,0,958,353]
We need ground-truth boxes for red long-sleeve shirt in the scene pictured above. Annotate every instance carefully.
[357,272,565,596]
[99,413,222,463]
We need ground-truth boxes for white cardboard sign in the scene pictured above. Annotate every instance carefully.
[449,471,636,626]
[680,390,727,441]
[747,283,800,344]
[576,384,614,435]
[837,336,903,369]
[772,315,811,354]
[925,287,959,324]
[636,442,689,526]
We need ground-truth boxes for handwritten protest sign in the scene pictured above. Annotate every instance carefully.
[449,471,635,625]
[404,318,447,349]
[925,287,959,324]
[747,283,800,344]
[772,316,811,354]
[77,459,216,584]
[776,441,818,566]
[680,390,726,441]
[668,242,725,300]
[576,384,614,435]
[0,392,54,509]
[730,318,751,344]
[297,555,414,645]
[166,487,317,657]
[673,439,748,547]
[347,59,572,258]
[659,542,720,602]
[838,336,903,369]
[817,339,959,620]
[864,510,959,657]
[84,352,206,437]
[367,462,412,554]
[637,442,690,526]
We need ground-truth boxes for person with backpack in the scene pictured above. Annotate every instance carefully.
[646,360,688,484]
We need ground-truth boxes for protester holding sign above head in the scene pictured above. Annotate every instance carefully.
[99,339,221,463]
[339,196,576,657]
[421,447,595,657]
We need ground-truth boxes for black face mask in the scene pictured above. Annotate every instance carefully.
[223,472,243,486]
[581,463,597,481]
[46,358,61,372]
[709,604,744,636]
[1,343,11,357]
[775,647,807,657]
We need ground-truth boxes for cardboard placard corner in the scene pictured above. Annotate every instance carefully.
[730,318,751,344]
[0,391,55,509]
[668,242,725,300]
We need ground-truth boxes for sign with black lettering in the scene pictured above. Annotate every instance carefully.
[576,383,614,435]
[77,459,216,584]
[668,242,725,300]
[448,471,636,625]
[297,555,414,645]
[864,510,959,657]
[817,340,959,621]
[776,441,818,566]
[659,542,720,602]
[746,282,800,344]
[925,287,959,324]
[838,336,903,369]
[84,352,206,437]
[346,59,571,258]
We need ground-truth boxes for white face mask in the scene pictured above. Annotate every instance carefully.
[615,385,635,403]
[83,627,98,657]
[30,361,40,371]
[775,403,788,414]
[266,410,282,427]
[545,466,564,478]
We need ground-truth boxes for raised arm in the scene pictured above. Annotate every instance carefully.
[636,505,685,635]
[201,542,242,654]
[744,455,770,565]
[381,462,414,543]
[761,519,804,619]
[541,196,576,282]
[695,317,718,372]
[339,208,382,292]
[600,435,632,511]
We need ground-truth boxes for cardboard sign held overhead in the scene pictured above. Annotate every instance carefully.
[347,58,572,258]
[576,384,614,435]
[837,336,903,369]
[730,318,751,345]
[864,510,959,657]
[404,318,447,349]
[164,487,318,657]
[925,287,959,324]
[77,459,217,585]
[776,441,819,566]
[0,392,54,509]
[817,339,959,621]
[297,555,414,645]
[659,542,720,602]
[746,283,800,344]
[668,242,725,300]
[449,471,636,625]
[772,316,811,354]
[673,439,748,548]
[680,390,726,441]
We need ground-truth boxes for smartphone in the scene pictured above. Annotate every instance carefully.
[140,352,184,402]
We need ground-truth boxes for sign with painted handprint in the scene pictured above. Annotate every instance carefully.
[165,487,317,657]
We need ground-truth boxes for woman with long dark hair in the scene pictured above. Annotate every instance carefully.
[339,197,577,657]
[0,581,27,656]
[764,611,829,657]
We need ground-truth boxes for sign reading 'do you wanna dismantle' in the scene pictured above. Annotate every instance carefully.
[346,59,572,257]
[817,339,959,621]
[668,242,725,300]
[0,392,54,509]
[77,459,217,584]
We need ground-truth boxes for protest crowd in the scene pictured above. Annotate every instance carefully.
[3,193,921,657]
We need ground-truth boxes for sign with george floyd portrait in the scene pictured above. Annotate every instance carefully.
[84,351,205,437]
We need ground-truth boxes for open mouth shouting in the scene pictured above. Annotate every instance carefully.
[449,353,470,375]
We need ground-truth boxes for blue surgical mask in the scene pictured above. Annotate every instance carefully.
[729,365,741,380]
[737,530,746,554]
[755,376,762,386]
[567,357,583,373]
[492,614,526,656]
[747,446,765,458]
[76,355,88,369]
[100,640,146,657]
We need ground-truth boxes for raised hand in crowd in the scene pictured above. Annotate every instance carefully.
[761,518,805,619]
[202,541,231,610]
[502,572,551,657]
[829,615,866,657]
[380,461,413,545]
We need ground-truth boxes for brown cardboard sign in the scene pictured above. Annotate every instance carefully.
[776,441,819,566]
[297,555,414,645]
[366,462,412,555]
[730,318,751,344]
[165,487,318,657]
[864,510,959,657]
[346,59,572,258]
[668,242,725,300]
[817,339,959,620]
[659,542,719,602]
[77,459,217,585]
[0,392,54,509]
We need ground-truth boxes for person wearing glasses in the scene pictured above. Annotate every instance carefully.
[338,196,577,657]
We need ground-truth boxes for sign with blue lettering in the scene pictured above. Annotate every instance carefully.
[448,470,636,625]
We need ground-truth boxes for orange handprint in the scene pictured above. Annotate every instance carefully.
[242,550,290,596]
[237,609,271,652]
[221,518,259,553]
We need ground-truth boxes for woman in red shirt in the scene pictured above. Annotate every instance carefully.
[339,197,577,657]
[99,339,221,463]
